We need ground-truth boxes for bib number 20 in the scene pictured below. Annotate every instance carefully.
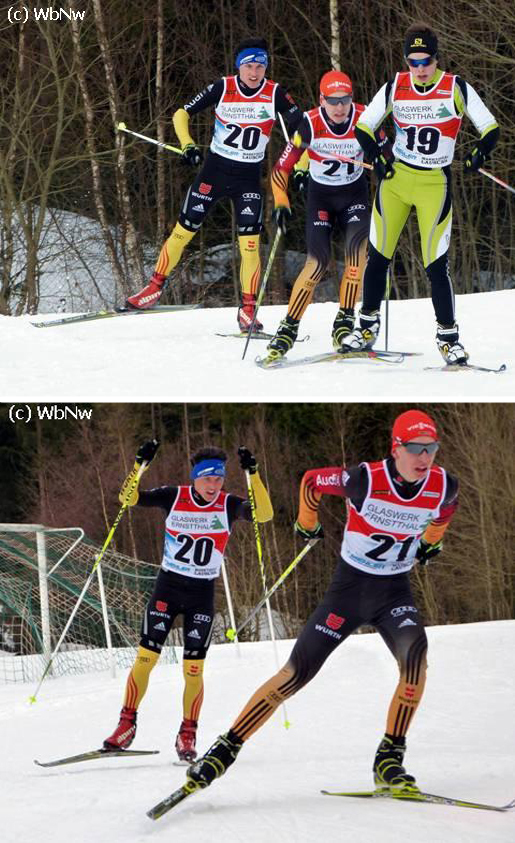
[224,124,261,151]
[175,534,215,567]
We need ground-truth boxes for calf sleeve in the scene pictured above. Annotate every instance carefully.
[238,234,261,296]
[182,658,205,722]
[154,222,196,277]
[123,645,160,710]
[287,256,327,321]
[385,634,428,738]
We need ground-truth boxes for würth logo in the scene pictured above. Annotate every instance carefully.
[326,613,345,630]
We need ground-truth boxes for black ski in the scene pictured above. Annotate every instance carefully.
[424,362,506,374]
[34,748,159,767]
[321,788,515,813]
[256,349,405,370]
[147,779,203,820]
[31,304,200,328]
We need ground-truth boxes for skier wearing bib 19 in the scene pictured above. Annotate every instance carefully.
[126,38,302,334]
[184,409,458,793]
[266,71,390,362]
[342,22,499,364]
[103,441,273,763]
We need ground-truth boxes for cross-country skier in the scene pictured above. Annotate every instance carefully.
[103,441,273,763]
[182,409,458,792]
[126,37,302,333]
[265,70,389,363]
[342,21,499,364]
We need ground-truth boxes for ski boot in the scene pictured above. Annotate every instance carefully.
[187,731,243,789]
[331,307,355,350]
[265,316,299,363]
[175,718,198,763]
[238,293,263,333]
[103,706,137,750]
[126,272,166,310]
[373,734,418,793]
[436,323,469,365]
[341,309,380,352]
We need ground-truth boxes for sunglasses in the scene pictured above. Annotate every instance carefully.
[323,95,352,105]
[401,441,440,455]
[406,55,436,68]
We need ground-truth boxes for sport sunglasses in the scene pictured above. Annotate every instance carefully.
[401,441,440,455]
[406,55,436,68]
[323,95,352,105]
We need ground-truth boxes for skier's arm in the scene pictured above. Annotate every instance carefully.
[271,116,312,210]
[173,79,225,149]
[118,440,160,507]
[355,80,394,160]
[136,486,179,513]
[235,448,274,523]
[454,78,499,170]
[274,85,304,135]
[296,465,367,531]
[421,474,459,545]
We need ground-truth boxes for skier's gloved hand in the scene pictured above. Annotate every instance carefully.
[294,520,324,541]
[373,152,395,180]
[464,145,486,174]
[182,144,203,167]
[135,439,160,468]
[292,169,309,193]
[416,538,442,565]
[272,206,291,234]
[238,447,257,474]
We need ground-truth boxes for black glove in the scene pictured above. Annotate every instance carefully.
[238,446,257,474]
[416,538,442,565]
[135,439,160,467]
[464,145,486,174]
[294,520,324,541]
[272,206,291,234]
[182,144,203,167]
[373,152,395,181]
[292,169,309,193]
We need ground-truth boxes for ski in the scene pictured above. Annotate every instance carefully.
[256,349,405,370]
[424,362,506,374]
[147,779,203,820]
[31,304,200,328]
[34,748,159,767]
[321,788,515,813]
[216,331,308,342]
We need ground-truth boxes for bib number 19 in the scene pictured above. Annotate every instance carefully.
[404,126,440,155]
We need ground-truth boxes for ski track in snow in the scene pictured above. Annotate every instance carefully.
[2,621,514,843]
[0,290,513,401]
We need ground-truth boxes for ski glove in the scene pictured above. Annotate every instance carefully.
[135,439,160,467]
[238,447,257,474]
[416,538,442,565]
[294,520,324,541]
[292,169,309,193]
[464,145,486,174]
[182,144,203,167]
[373,153,395,181]
[272,206,291,234]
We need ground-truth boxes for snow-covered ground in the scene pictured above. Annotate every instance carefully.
[2,620,514,843]
[0,289,513,401]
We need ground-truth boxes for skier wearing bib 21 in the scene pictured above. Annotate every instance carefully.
[103,441,273,763]
[184,409,458,793]
[126,38,302,333]
[343,22,499,364]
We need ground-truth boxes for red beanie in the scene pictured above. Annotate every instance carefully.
[392,410,438,447]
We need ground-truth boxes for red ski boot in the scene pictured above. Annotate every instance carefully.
[175,718,198,763]
[103,706,137,750]
[237,293,263,333]
[126,273,166,310]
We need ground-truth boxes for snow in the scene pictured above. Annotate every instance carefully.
[0,289,513,401]
[3,620,514,842]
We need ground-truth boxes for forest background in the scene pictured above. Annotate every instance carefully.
[1,0,514,313]
[0,402,513,641]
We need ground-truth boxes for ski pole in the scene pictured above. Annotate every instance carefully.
[226,538,319,640]
[244,466,291,729]
[478,168,515,196]
[384,267,391,352]
[29,460,149,704]
[116,122,182,155]
[242,227,282,360]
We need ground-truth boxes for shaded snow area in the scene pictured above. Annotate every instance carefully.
[2,620,514,843]
[1,289,513,401]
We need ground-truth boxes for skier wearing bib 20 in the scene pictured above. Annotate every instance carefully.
[126,38,302,333]
[266,71,390,362]
[183,410,458,794]
[103,441,273,763]
[342,22,499,364]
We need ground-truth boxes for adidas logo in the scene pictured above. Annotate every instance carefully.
[348,214,360,222]
[192,203,204,211]
[188,629,201,639]
[153,621,167,631]
[398,618,417,628]
[241,206,253,215]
